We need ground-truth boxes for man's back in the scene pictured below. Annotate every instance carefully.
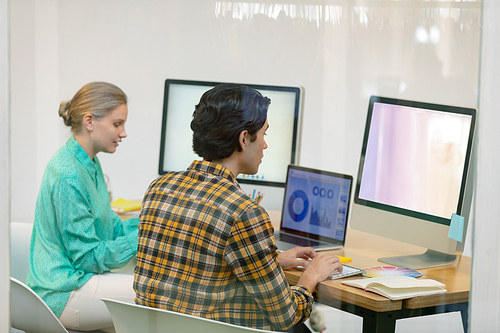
[134,160,313,331]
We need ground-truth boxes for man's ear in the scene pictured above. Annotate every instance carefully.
[239,130,249,150]
[82,113,94,132]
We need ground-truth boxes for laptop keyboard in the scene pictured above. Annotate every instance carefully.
[276,233,321,247]
[294,262,366,280]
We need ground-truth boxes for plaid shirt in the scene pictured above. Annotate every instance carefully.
[134,160,313,331]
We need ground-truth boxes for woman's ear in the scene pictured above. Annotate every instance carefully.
[82,113,94,132]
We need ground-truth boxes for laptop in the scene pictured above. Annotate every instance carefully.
[274,165,353,252]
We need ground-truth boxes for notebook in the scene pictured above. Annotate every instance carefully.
[274,165,353,251]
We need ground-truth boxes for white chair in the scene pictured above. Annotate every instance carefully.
[10,221,34,283]
[9,222,70,333]
[10,277,69,333]
[10,222,68,333]
[102,298,284,333]
[9,223,105,333]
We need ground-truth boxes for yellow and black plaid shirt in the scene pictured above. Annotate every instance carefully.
[134,160,313,331]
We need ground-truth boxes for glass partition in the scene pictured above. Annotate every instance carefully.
[9,1,486,332]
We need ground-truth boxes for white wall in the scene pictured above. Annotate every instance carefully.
[10,0,60,226]
[11,1,480,260]
[10,0,481,219]
[1,0,10,330]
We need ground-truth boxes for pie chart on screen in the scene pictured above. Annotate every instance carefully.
[363,266,422,278]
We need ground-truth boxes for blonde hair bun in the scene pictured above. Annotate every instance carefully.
[59,100,72,126]
[58,82,127,133]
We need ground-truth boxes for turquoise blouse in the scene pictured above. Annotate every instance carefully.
[26,136,139,317]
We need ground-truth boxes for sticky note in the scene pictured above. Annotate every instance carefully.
[336,255,352,263]
[111,198,142,213]
[448,213,464,243]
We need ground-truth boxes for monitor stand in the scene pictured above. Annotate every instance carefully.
[379,249,458,270]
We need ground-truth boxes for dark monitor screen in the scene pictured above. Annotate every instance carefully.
[159,79,302,187]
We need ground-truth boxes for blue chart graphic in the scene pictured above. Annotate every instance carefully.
[288,190,309,222]
[313,186,334,199]
[310,205,332,228]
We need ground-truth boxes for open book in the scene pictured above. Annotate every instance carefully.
[341,275,447,300]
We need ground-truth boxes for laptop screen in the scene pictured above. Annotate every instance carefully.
[281,165,353,242]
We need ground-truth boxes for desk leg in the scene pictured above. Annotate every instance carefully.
[339,303,400,333]
[360,310,398,333]
[461,306,468,333]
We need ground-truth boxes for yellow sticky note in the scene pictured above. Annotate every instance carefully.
[111,198,142,213]
[336,255,352,263]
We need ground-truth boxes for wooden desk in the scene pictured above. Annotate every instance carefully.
[284,227,470,333]
[120,210,470,332]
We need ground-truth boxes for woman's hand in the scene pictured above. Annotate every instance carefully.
[277,246,317,270]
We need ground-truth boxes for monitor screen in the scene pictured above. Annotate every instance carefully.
[356,97,475,225]
[281,165,353,242]
[351,96,476,268]
[159,79,302,187]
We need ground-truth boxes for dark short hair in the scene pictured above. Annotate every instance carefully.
[191,83,270,161]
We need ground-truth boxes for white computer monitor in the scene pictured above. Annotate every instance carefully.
[158,79,302,187]
[350,96,476,269]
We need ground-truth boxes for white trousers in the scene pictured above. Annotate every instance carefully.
[59,273,135,332]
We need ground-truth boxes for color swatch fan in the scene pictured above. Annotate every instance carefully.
[363,266,422,278]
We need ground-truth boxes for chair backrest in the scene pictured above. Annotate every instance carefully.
[10,277,68,333]
[10,221,34,283]
[102,298,283,333]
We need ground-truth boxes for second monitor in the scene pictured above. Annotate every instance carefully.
[159,79,302,187]
[350,96,476,269]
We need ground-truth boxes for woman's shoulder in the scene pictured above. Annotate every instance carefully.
[44,146,81,182]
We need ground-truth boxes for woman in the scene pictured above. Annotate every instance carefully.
[26,82,139,332]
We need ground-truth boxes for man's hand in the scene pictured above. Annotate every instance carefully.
[277,246,317,270]
[295,253,343,292]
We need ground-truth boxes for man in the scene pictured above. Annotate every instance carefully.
[134,83,341,332]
